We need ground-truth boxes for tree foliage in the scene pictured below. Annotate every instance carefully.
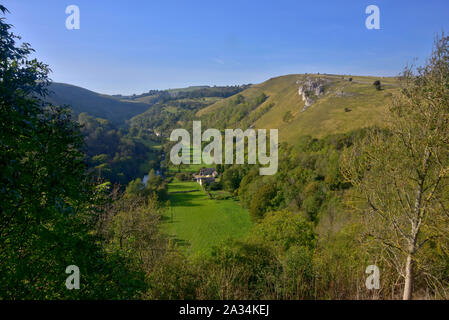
[0,8,143,299]
[343,34,449,299]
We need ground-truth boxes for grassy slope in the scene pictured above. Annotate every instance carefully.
[197,74,398,147]
[164,180,252,256]
[47,83,150,125]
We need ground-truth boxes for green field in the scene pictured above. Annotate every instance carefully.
[168,145,215,173]
[164,180,252,256]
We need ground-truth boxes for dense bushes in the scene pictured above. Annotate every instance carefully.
[0,9,144,298]
[249,183,278,220]
[201,93,270,129]
[78,112,159,186]
[175,172,192,181]
[125,170,168,202]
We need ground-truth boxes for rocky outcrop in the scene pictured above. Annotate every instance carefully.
[297,77,328,112]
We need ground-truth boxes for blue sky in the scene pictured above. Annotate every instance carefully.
[2,0,449,95]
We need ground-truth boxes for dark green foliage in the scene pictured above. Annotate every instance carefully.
[128,86,250,139]
[207,240,281,299]
[221,165,248,193]
[130,102,199,138]
[144,250,199,299]
[175,172,192,181]
[233,131,361,223]
[301,181,326,220]
[201,92,270,129]
[283,110,293,123]
[373,80,382,90]
[78,112,158,185]
[127,85,250,102]
[125,169,168,201]
[208,180,222,191]
[0,9,144,299]
[252,210,315,251]
[250,183,278,220]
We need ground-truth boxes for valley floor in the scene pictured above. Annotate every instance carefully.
[163,180,252,255]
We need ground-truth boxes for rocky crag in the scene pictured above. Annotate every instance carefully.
[296,77,330,112]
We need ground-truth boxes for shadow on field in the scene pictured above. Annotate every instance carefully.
[169,192,205,207]
[167,234,191,248]
[161,214,184,225]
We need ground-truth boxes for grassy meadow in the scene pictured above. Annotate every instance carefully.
[163,179,252,256]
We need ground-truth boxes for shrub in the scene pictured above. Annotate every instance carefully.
[209,181,222,190]
[250,183,278,220]
[283,111,293,123]
[373,80,382,90]
[175,172,191,181]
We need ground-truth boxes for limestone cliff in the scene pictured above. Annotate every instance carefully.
[297,77,329,111]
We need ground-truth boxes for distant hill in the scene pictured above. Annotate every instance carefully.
[47,75,399,140]
[128,85,250,135]
[128,85,251,104]
[46,83,151,125]
[197,74,399,146]
[166,86,211,94]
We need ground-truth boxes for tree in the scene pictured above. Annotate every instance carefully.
[250,183,278,220]
[252,210,315,252]
[343,34,449,299]
[108,196,166,271]
[222,165,245,193]
[0,7,142,298]
[283,111,293,123]
[373,80,382,90]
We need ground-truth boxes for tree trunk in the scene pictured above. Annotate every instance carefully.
[403,254,414,300]
[402,148,428,300]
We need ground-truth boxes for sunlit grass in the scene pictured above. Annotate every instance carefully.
[163,180,252,256]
